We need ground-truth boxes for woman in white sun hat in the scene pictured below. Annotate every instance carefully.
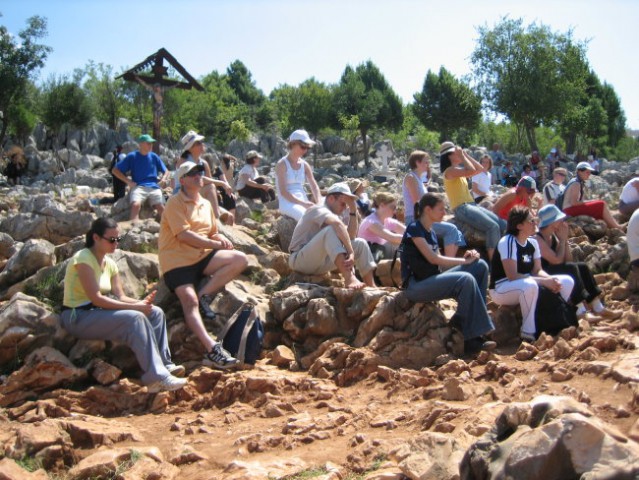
[275,129,321,222]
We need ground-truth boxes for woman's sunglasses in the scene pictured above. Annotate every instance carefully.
[101,235,122,243]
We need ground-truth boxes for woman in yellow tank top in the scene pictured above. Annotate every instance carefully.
[440,142,506,261]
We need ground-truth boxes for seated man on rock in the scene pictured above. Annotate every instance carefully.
[288,182,377,289]
[112,134,170,221]
[158,161,248,369]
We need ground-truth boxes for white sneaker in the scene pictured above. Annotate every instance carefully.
[147,375,188,393]
[167,365,186,378]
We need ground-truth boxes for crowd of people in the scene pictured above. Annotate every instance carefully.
[45,132,637,392]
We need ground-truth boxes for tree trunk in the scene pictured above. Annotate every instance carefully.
[0,113,9,149]
[523,120,538,153]
[564,133,576,155]
[360,127,369,168]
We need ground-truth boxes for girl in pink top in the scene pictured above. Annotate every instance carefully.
[358,192,405,259]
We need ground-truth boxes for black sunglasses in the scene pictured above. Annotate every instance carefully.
[101,235,122,243]
[298,144,310,150]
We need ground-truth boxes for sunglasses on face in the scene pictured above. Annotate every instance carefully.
[554,172,566,177]
[298,144,310,151]
[101,236,122,244]
[185,169,204,178]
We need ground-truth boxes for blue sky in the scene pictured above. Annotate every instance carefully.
[3,0,639,130]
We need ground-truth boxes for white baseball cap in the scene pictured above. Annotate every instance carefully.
[289,129,316,146]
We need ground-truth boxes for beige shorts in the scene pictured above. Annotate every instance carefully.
[130,185,164,206]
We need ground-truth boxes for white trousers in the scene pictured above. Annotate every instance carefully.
[489,275,574,335]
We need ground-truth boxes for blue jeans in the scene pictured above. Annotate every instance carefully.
[404,217,466,247]
[454,203,506,250]
[404,259,493,339]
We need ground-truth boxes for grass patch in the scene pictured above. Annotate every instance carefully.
[23,263,65,312]
[250,209,264,223]
[274,467,329,480]
[15,454,43,472]
[265,275,289,295]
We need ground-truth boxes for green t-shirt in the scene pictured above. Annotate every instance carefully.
[63,248,118,308]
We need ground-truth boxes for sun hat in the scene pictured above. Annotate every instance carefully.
[439,141,456,156]
[516,176,537,192]
[347,179,364,194]
[553,167,568,177]
[245,150,263,161]
[550,148,557,153]
[576,161,595,171]
[289,129,316,146]
[538,204,567,229]
[181,130,205,151]
[176,161,205,180]
[137,134,156,143]
[326,182,357,199]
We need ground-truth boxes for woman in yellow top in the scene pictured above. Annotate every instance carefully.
[440,142,506,260]
[60,217,186,393]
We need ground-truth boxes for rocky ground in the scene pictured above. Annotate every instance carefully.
[0,134,638,479]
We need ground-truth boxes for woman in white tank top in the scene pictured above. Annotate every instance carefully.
[275,129,321,222]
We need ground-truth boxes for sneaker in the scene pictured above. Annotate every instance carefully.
[147,375,188,393]
[464,337,497,354]
[199,294,217,320]
[520,331,536,343]
[598,308,622,320]
[202,343,240,370]
[167,365,186,378]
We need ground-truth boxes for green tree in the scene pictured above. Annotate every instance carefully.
[271,78,333,162]
[333,61,403,167]
[413,66,482,142]
[40,75,93,135]
[226,59,265,106]
[78,61,126,129]
[0,13,51,145]
[472,17,589,152]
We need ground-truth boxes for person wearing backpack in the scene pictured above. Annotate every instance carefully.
[559,162,624,230]
[542,167,567,206]
[535,204,622,321]
[489,206,574,342]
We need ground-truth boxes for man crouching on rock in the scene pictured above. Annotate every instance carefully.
[288,182,377,289]
[158,161,247,369]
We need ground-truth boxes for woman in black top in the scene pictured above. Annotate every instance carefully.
[535,204,622,320]
[400,193,495,354]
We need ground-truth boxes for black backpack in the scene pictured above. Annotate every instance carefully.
[220,303,264,365]
[534,286,578,337]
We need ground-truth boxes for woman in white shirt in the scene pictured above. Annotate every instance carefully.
[471,154,493,203]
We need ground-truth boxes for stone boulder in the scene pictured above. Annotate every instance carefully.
[275,215,297,252]
[0,346,87,407]
[0,194,93,244]
[270,284,462,370]
[0,239,55,292]
[460,395,639,479]
[0,293,68,368]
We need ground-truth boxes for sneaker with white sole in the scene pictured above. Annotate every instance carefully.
[147,375,188,393]
[199,294,217,320]
[167,365,186,378]
[202,342,240,370]
[520,331,536,343]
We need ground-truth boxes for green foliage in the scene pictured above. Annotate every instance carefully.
[40,75,93,133]
[0,14,52,144]
[77,61,127,129]
[472,17,589,152]
[271,78,333,138]
[413,66,482,142]
[23,263,65,312]
[226,59,265,106]
[275,467,329,479]
[609,136,639,162]
[230,119,251,142]
[334,61,403,166]
[385,105,439,154]
[15,454,43,472]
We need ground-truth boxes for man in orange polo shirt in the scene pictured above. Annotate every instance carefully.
[159,161,248,369]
